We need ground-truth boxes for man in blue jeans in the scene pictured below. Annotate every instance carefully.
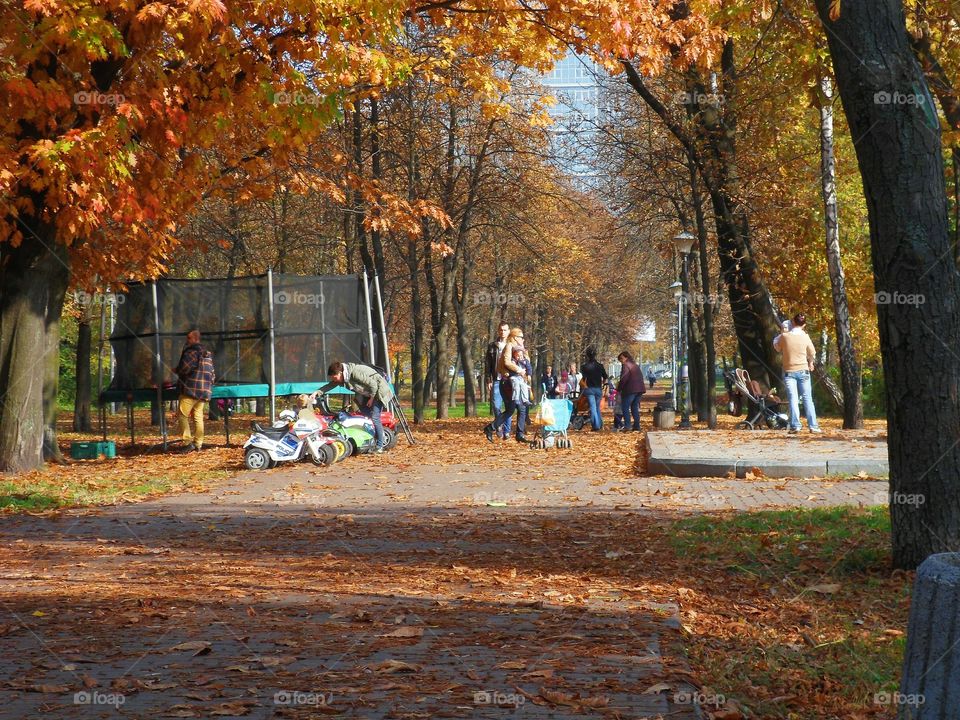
[327,361,395,451]
[773,313,821,433]
[484,321,512,438]
[617,351,646,431]
[580,347,608,431]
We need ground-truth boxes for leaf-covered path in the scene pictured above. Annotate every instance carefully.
[0,434,706,719]
[0,415,890,718]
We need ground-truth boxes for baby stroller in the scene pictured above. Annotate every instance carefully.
[568,389,590,431]
[732,369,788,430]
[531,395,574,449]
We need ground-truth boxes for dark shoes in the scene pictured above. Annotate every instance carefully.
[483,425,494,443]
[516,435,528,443]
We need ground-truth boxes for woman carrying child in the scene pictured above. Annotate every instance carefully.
[482,327,530,443]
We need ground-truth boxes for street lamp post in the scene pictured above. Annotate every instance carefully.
[668,323,678,409]
[672,231,696,429]
[668,282,682,411]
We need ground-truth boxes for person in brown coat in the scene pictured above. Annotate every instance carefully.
[617,351,646,431]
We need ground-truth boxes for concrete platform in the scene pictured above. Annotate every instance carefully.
[646,429,888,479]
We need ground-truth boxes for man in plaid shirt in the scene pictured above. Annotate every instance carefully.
[175,329,215,451]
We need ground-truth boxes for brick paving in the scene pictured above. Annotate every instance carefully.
[0,492,701,719]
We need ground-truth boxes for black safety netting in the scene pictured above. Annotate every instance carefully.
[109,274,378,390]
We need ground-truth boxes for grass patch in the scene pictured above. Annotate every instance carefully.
[668,506,910,718]
[0,470,227,512]
[403,402,494,420]
[671,506,891,578]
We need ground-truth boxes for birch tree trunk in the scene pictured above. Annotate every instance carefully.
[818,74,864,429]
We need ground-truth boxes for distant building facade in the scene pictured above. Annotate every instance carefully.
[540,52,603,191]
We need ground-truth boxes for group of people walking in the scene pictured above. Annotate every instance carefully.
[175,312,822,455]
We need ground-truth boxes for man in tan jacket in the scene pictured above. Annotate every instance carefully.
[773,313,821,433]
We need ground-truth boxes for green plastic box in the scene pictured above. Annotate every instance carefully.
[70,441,116,460]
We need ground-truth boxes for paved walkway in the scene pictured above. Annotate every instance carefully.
[201,460,885,512]
[0,465,704,720]
[647,429,888,479]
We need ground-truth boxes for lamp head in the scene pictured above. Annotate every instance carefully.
[672,231,696,255]
[668,280,683,300]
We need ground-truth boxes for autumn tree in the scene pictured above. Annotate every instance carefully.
[813,0,960,568]
[0,0,423,471]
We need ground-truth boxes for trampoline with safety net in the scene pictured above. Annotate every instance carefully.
[97,270,412,448]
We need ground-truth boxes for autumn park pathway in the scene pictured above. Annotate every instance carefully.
[0,416,887,719]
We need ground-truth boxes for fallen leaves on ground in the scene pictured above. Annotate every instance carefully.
[0,393,905,719]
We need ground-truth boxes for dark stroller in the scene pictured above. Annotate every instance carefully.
[731,369,788,430]
[568,389,590,431]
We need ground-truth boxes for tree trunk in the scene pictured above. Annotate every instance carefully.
[352,107,374,278]
[73,316,93,432]
[954,147,960,265]
[0,227,70,472]
[686,248,709,420]
[447,347,459,408]
[533,304,547,403]
[409,243,426,424]
[621,55,780,391]
[454,267,477,417]
[42,294,68,464]
[814,0,960,569]
[434,108,496,418]
[818,74,864,429]
[691,157,717,428]
[814,325,843,412]
[369,97,387,288]
[402,87,426,424]
[700,45,780,392]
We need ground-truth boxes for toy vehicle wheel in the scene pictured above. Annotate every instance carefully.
[383,427,397,450]
[324,444,337,465]
[244,447,270,471]
[566,438,573,449]
[313,444,333,466]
